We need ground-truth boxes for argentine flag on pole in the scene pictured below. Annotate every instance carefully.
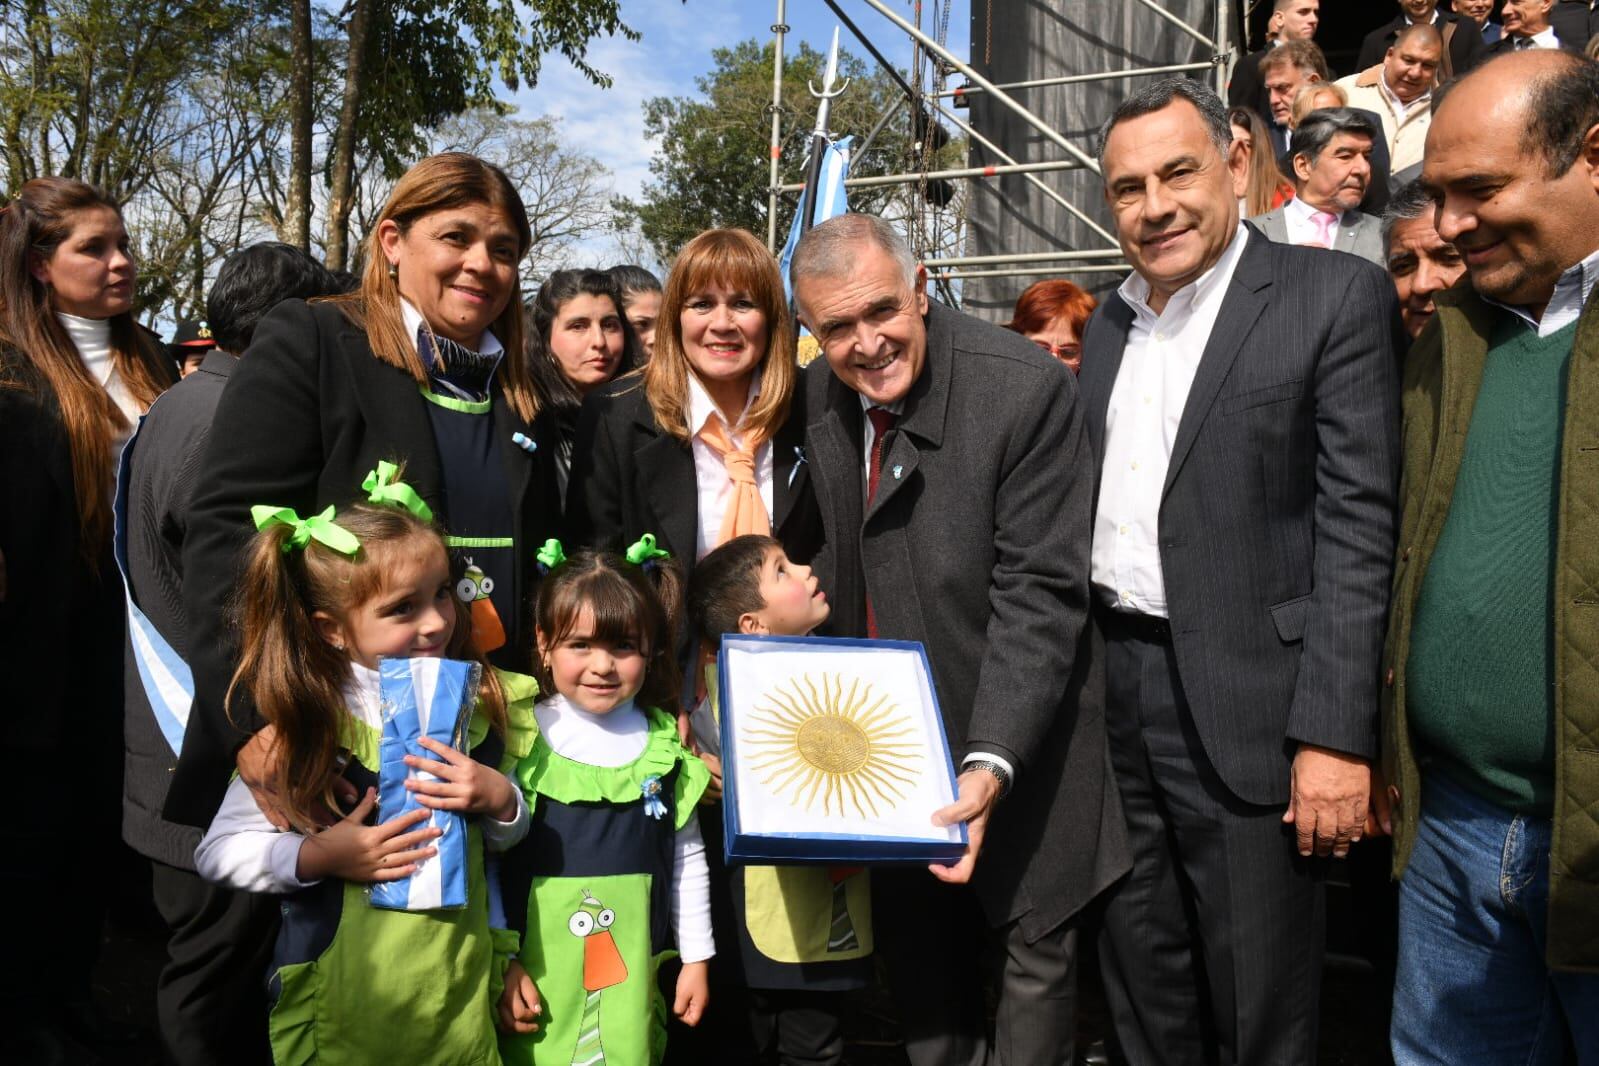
[371,656,480,911]
[781,136,853,365]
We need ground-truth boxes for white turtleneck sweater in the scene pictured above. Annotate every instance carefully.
[532,693,715,964]
[195,662,530,893]
[56,312,141,455]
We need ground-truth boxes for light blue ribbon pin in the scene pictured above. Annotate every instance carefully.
[511,432,537,454]
[641,775,667,820]
[892,464,903,480]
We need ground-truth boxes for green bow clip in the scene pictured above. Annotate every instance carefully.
[251,504,361,557]
[624,533,671,567]
[535,538,567,571]
[362,461,434,522]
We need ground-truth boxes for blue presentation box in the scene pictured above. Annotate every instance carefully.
[718,634,967,866]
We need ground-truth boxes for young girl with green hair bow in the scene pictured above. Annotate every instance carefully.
[496,537,715,1065]
[194,464,541,1065]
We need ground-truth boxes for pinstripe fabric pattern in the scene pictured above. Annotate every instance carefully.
[1079,228,1404,806]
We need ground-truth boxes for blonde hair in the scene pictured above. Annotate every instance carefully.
[642,228,795,447]
[228,499,505,830]
[1290,82,1347,129]
[327,153,538,423]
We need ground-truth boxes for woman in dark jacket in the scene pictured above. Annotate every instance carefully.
[566,228,818,599]
[525,268,644,502]
[0,177,176,1058]
[166,152,562,830]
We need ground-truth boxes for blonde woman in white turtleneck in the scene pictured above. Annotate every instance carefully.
[0,178,173,1053]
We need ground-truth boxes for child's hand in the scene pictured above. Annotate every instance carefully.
[295,788,440,883]
[404,737,519,822]
[695,751,723,805]
[673,960,710,1027]
[496,959,542,1035]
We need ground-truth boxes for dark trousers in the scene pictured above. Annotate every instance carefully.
[874,869,1080,1066]
[749,989,847,1065]
[150,862,279,1066]
[2,755,120,1026]
[1097,627,1324,1066]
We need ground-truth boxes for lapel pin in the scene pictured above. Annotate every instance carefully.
[892,464,903,480]
[789,445,807,489]
[510,431,537,454]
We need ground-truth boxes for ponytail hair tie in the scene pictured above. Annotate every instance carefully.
[361,460,434,522]
[535,538,567,573]
[251,504,361,556]
[624,533,671,571]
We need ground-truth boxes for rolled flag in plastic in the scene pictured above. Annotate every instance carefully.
[371,656,480,911]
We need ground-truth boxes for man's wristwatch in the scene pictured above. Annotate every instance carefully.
[963,759,1012,800]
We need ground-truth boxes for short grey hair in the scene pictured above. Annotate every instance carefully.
[1095,77,1232,178]
[1381,180,1435,253]
[791,213,917,295]
[1288,107,1379,170]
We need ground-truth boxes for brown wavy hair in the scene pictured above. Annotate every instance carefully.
[327,153,538,423]
[533,548,684,718]
[642,228,795,447]
[228,498,506,831]
[0,178,174,560]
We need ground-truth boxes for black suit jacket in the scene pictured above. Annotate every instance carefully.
[565,373,820,602]
[0,348,131,753]
[164,299,562,826]
[1227,46,1272,121]
[805,302,1129,940]
[1552,0,1597,49]
[1357,12,1487,76]
[1078,230,1403,806]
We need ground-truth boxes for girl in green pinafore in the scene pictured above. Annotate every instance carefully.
[496,541,713,1065]
[194,471,539,1066]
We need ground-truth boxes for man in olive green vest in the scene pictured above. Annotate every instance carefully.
[1382,49,1599,1062]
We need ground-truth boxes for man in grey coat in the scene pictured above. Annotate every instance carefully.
[792,213,1129,1066]
[1252,107,1387,263]
[1085,78,1402,1064]
[122,243,340,1065]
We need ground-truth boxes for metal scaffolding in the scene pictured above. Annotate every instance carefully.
[764,1,1238,302]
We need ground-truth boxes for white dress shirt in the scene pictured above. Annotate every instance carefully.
[1487,247,1599,338]
[1283,195,1343,248]
[1091,224,1252,618]
[688,370,773,560]
[1513,27,1561,50]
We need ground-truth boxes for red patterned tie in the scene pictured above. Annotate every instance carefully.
[865,407,897,639]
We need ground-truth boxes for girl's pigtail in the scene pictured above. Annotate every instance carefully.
[227,522,352,830]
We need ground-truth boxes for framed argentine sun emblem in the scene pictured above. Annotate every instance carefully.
[718,635,967,865]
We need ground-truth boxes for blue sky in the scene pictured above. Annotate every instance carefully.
[506,0,971,264]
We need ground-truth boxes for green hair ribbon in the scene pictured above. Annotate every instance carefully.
[535,538,567,572]
[361,461,434,522]
[624,533,671,568]
[251,504,361,557]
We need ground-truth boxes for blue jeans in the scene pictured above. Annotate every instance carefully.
[1392,772,1599,1064]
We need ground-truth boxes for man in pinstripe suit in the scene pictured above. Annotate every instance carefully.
[1081,78,1404,1064]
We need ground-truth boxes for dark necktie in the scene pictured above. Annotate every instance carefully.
[864,406,897,638]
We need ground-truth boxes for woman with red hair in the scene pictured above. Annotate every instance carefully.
[1003,278,1098,373]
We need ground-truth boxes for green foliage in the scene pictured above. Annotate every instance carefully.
[616,38,961,264]
[354,0,638,179]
